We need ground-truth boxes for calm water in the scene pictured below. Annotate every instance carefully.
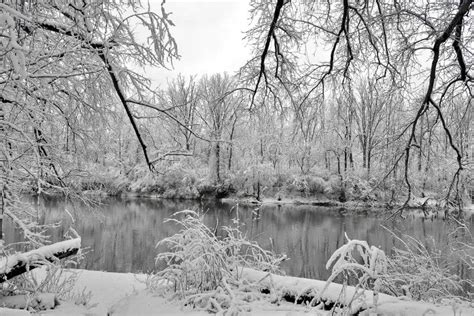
[3,197,473,281]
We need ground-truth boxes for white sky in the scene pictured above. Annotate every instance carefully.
[146,0,251,86]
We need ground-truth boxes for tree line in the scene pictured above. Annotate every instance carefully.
[1,0,473,244]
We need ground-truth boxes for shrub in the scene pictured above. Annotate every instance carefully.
[304,175,328,195]
[282,175,330,197]
[321,228,473,313]
[379,227,473,302]
[326,175,343,196]
[151,210,286,314]
[196,180,216,196]
[319,233,387,314]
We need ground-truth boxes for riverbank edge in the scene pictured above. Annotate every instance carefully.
[71,191,474,218]
[73,190,474,214]
[81,190,400,209]
[78,189,474,215]
[32,185,474,216]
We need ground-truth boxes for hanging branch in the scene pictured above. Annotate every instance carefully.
[429,99,464,203]
[452,11,467,81]
[97,50,154,171]
[125,98,210,143]
[390,0,472,218]
[299,0,351,108]
[249,0,287,110]
[8,2,178,173]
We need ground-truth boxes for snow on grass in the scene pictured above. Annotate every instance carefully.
[18,267,470,315]
[0,307,31,315]
[26,268,148,315]
[150,210,286,314]
[34,268,322,315]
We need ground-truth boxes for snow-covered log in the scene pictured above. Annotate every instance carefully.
[240,267,372,312]
[0,238,81,283]
[240,268,474,316]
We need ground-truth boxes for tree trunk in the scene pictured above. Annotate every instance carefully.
[422,123,433,193]
[344,149,348,173]
[228,143,233,171]
[325,151,330,171]
[256,180,261,201]
[418,114,423,171]
[367,147,372,178]
[362,140,367,169]
[349,151,354,170]
[337,155,341,175]
[215,140,221,183]
[228,117,237,171]
[348,125,354,170]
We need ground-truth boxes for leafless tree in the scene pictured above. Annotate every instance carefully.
[198,74,244,183]
[246,0,473,212]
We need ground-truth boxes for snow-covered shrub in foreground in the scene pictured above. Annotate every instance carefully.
[318,233,387,314]
[379,226,473,302]
[151,210,286,314]
[321,230,472,312]
[1,255,87,311]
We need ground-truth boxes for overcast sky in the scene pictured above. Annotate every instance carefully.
[146,0,251,85]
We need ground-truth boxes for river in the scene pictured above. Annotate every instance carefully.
[3,196,472,282]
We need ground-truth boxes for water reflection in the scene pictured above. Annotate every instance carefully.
[3,197,472,282]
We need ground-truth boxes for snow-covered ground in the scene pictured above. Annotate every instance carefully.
[1,268,318,315]
[1,267,473,315]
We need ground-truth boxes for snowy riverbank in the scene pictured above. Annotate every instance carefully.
[2,267,473,315]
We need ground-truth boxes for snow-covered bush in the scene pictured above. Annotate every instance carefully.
[9,265,76,299]
[127,166,156,193]
[319,233,387,313]
[280,174,334,198]
[325,174,343,196]
[322,229,472,310]
[304,175,328,195]
[343,176,375,202]
[119,163,205,198]
[151,210,286,314]
[379,227,473,302]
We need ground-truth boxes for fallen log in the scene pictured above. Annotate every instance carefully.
[0,238,81,283]
[239,267,474,316]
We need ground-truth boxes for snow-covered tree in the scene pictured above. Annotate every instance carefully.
[245,0,473,211]
[0,0,178,243]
